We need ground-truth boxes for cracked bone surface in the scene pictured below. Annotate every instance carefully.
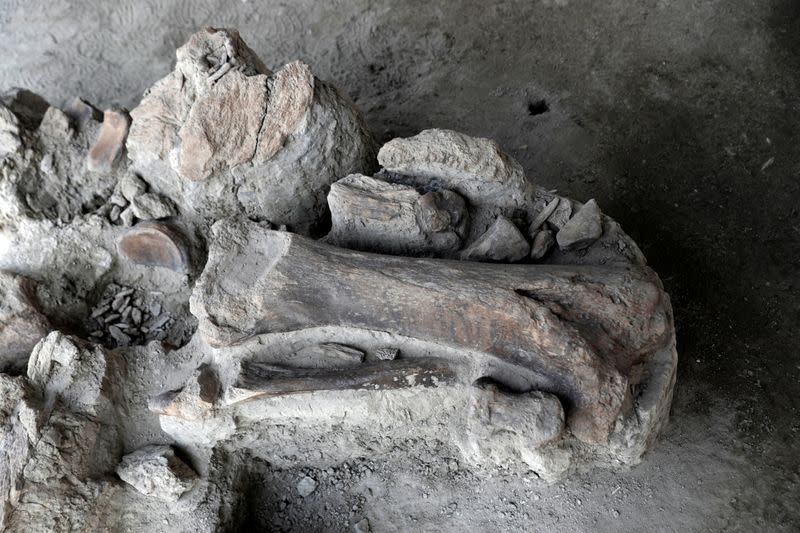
[191,218,669,444]
[126,27,377,233]
[0,25,677,531]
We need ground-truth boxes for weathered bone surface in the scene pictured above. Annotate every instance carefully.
[0,272,50,373]
[457,380,569,475]
[378,129,532,216]
[127,27,377,233]
[0,375,39,529]
[191,218,668,444]
[377,129,537,244]
[327,173,468,256]
[117,445,199,502]
[0,25,676,531]
[118,221,192,272]
[87,108,130,174]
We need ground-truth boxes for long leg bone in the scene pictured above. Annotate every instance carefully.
[191,218,670,443]
[225,359,459,405]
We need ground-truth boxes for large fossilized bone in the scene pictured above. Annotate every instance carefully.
[192,219,669,443]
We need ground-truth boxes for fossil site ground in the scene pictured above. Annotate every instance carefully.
[0,2,799,532]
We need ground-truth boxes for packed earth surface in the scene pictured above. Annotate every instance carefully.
[0,1,799,532]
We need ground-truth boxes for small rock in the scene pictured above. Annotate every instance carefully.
[109,193,127,207]
[461,216,530,262]
[116,445,198,502]
[109,204,121,222]
[529,229,555,260]
[120,206,135,226]
[149,313,171,330]
[375,347,399,361]
[37,106,73,141]
[556,199,603,251]
[297,476,317,497]
[87,108,130,173]
[546,197,572,230]
[353,517,371,532]
[108,325,131,346]
[118,172,147,202]
[130,193,177,221]
[27,331,107,414]
[64,97,101,130]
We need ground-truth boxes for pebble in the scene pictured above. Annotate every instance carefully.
[120,206,135,226]
[118,172,147,202]
[297,476,318,498]
[546,197,573,230]
[86,284,181,349]
[353,518,372,533]
[150,313,170,329]
[108,325,131,345]
[130,193,176,221]
[109,193,127,207]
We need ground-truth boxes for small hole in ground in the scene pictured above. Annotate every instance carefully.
[528,99,549,116]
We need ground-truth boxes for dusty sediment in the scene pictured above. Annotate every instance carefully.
[0,27,676,531]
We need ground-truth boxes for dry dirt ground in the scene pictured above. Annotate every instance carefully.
[1,1,799,531]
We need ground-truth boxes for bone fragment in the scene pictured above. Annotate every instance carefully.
[192,218,670,442]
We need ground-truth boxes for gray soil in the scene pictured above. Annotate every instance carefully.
[2,1,798,531]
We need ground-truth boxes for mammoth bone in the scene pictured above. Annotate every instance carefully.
[191,218,671,444]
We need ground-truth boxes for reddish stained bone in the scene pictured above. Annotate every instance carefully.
[118,221,191,272]
[193,219,670,443]
[87,108,130,173]
[254,61,314,163]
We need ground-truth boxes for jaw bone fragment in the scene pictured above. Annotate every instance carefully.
[191,218,670,444]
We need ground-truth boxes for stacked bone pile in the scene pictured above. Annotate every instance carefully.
[0,28,676,532]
